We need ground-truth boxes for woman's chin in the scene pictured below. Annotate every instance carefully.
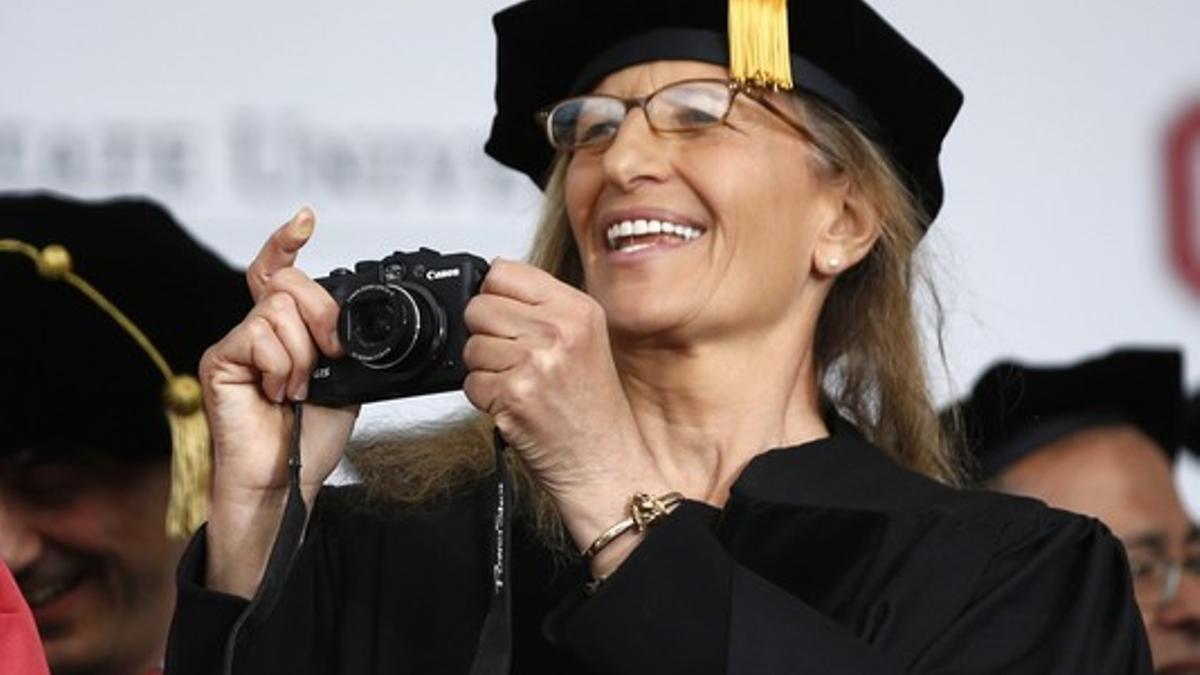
[605,303,706,345]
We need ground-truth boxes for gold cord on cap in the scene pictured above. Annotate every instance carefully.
[1,238,211,539]
[728,0,794,90]
[35,244,72,279]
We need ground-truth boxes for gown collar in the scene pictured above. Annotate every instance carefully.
[729,415,956,513]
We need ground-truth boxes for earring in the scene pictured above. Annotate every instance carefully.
[827,257,841,271]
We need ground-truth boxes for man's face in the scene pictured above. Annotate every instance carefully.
[0,450,185,675]
[996,425,1200,674]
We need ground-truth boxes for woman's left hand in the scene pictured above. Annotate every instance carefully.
[463,259,669,565]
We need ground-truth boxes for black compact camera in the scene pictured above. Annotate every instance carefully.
[307,247,489,405]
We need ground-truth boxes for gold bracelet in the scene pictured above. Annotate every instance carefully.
[580,491,684,561]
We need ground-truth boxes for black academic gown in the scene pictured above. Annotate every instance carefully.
[165,422,1152,674]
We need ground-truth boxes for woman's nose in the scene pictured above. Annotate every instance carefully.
[601,109,672,191]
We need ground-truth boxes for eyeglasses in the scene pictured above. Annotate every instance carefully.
[1128,550,1200,608]
[537,78,814,152]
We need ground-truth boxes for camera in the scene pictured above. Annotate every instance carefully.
[307,247,488,405]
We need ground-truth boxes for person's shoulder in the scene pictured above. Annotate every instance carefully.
[944,487,1121,559]
[877,456,1120,554]
[733,425,1116,550]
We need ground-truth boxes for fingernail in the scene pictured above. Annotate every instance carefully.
[274,384,288,403]
[293,382,308,402]
[291,208,314,239]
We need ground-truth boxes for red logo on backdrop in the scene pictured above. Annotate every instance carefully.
[1167,101,1200,298]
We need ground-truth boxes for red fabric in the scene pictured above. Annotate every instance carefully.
[0,559,49,675]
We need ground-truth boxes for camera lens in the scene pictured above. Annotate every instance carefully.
[340,284,418,370]
[353,296,401,345]
[339,282,446,372]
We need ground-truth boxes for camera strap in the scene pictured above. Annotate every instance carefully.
[467,429,515,675]
[219,404,515,675]
[222,402,311,675]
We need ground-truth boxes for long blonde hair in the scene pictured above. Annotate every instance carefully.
[349,90,960,537]
[795,96,961,484]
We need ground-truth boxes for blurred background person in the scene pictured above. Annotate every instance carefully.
[0,194,250,675]
[951,348,1198,674]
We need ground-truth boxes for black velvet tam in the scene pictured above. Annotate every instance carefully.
[950,349,1186,482]
[484,0,963,223]
[0,193,251,462]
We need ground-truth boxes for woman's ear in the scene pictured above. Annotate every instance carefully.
[812,183,880,277]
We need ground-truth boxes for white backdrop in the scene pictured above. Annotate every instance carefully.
[3,1,1199,489]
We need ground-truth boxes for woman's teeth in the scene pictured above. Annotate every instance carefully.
[605,219,704,251]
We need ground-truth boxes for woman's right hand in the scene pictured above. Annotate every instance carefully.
[199,208,359,598]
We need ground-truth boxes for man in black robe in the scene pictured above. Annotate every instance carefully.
[955,348,1198,674]
[0,194,250,675]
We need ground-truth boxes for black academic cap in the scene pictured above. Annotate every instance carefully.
[951,349,1186,483]
[485,0,963,223]
[0,193,251,464]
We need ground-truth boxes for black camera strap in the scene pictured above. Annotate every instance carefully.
[222,403,310,675]
[467,428,515,675]
[220,404,515,675]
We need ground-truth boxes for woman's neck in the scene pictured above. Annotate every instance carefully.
[612,322,828,505]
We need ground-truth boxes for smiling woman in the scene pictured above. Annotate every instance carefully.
[541,59,954,481]
[165,0,1153,673]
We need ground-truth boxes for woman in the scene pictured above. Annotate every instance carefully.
[167,0,1152,672]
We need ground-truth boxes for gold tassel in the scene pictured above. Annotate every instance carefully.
[728,0,794,90]
[0,239,214,540]
[164,375,209,539]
